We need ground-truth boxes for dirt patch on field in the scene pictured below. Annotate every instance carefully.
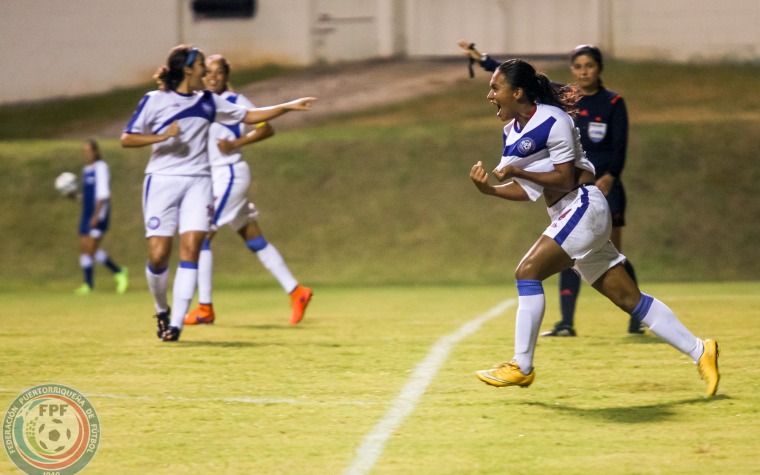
[89,58,476,138]
[92,57,563,137]
[235,58,475,129]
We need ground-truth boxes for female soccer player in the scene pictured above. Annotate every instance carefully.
[183,54,312,327]
[469,59,719,396]
[121,44,316,341]
[457,40,642,336]
[76,139,128,295]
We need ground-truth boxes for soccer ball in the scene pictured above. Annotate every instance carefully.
[36,417,74,453]
[55,172,78,196]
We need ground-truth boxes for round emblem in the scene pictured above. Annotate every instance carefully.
[518,138,536,155]
[3,384,100,475]
[147,217,161,230]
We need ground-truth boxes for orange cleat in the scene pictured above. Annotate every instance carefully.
[184,303,216,325]
[289,285,313,325]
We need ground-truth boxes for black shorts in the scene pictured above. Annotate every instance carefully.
[605,181,627,227]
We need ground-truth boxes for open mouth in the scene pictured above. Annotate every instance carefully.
[491,101,503,119]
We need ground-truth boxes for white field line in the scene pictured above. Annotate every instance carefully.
[0,389,373,406]
[343,298,516,475]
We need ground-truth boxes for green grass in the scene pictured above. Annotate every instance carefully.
[2,60,760,290]
[1,282,759,474]
[0,64,293,141]
[2,60,759,474]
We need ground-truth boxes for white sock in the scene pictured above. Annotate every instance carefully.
[632,294,703,362]
[197,247,213,304]
[169,262,198,329]
[256,244,298,293]
[94,249,108,264]
[513,280,545,374]
[145,264,169,312]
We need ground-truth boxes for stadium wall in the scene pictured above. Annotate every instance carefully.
[1,0,759,105]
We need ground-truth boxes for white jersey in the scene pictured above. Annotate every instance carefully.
[208,91,256,167]
[124,89,248,176]
[83,160,110,201]
[496,103,595,201]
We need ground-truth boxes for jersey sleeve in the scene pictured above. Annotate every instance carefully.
[94,161,111,200]
[236,94,256,110]
[606,96,628,178]
[213,94,248,126]
[479,55,500,72]
[123,93,153,134]
[547,114,577,165]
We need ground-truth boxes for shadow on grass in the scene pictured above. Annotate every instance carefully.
[228,324,296,330]
[523,394,730,423]
[168,340,271,348]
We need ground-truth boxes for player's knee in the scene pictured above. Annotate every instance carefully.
[514,259,539,280]
[606,288,641,313]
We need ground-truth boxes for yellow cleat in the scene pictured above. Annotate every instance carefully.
[289,285,313,325]
[74,284,92,295]
[114,267,129,294]
[697,339,720,396]
[184,304,215,325]
[476,360,535,388]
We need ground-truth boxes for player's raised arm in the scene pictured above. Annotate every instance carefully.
[242,97,317,124]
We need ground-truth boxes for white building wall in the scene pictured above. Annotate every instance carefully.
[611,0,760,62]
[0,0,178,103]
[1,0,759,105]
[405,0,607,57]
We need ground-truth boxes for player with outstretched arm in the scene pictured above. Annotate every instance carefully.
[121,44,316,341]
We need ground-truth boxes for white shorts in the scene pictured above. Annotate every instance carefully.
[142,174,213,237]
[543,185,626,284]
[211,162,259,232]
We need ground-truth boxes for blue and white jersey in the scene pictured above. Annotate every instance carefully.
[496,104,595,201]
[124,89,248,176]
[208,91,256,167]
[80,160,111,234]
[82,160,110,219]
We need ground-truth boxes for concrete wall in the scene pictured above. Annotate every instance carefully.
[1,0,759,105]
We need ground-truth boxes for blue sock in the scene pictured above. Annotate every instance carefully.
[83,267,94,288]
[246,236,268,253]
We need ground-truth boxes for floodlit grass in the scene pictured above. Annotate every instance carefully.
[2,60,760,473]
[1,282,759,474]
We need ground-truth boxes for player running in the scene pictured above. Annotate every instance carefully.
[183,54,312,326]
[469,59,719,396]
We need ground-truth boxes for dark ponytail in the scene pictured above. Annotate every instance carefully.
[153,45,198,92]
[497,59,578,114]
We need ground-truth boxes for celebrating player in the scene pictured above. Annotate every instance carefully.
[183,54,312,326]
[458,40,643,336]
[75,139,128,295]
[468,58,719,396]
[121,44,316,341]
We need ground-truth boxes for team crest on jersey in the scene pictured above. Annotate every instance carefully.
[517,137,536,155]
[147,217,160,229]
[588,122,607,143]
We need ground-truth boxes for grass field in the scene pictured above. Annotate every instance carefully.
[2,60,760,473]
[2,282,759,474]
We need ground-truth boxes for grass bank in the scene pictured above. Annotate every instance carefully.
[0,61,758,290]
